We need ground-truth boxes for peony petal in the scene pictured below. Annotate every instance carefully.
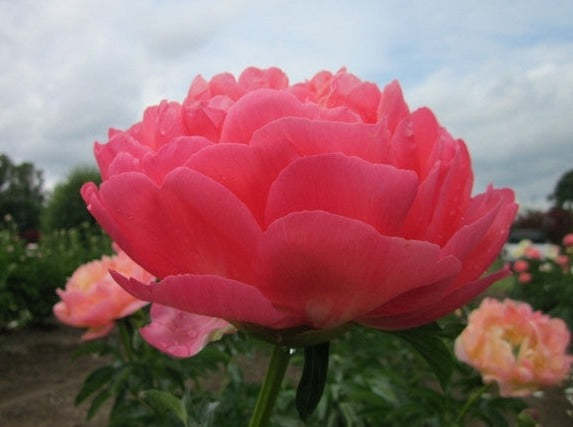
[112,272,301,328]
[265,153,418,235]
[238,67,289,91]
[94,132,151,180]
[186,141,299,226]
[220,89,357,144]
[256,211,460,328]
[82,169,261,280]
[360,269,510,330]
[377,80,410,133]
[140,304,236,358]
[220,89,310,143]
[141,136,213,184]
[251,116,388,163]
[140,101,187,151]
[446,187,517,286]
[81,323,115,341]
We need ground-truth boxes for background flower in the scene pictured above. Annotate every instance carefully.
[82,67,517,343]
[53,247,152,340]
[455,298,573,397]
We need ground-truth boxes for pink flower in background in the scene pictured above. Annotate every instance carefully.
[140,304,236,358]
[556,254,569,270]
[53,248,152,340]
[82,67,517,343]
[563,233,573,248]
[512,259,529,273]
[518,272,532,284]
[524,246,542,260]
[455,298,573,397]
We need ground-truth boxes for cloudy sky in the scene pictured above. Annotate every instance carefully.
[1,0,572,210]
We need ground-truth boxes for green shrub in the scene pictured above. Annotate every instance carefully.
[0,219,111,329]
[41,166,102,235]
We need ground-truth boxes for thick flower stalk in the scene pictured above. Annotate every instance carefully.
[53,247,152,340]
[82,67,517,348]
[455,298,573,397]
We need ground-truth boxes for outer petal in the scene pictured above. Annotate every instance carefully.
[377,80,410,133]
[445,187,517,287]
[140,304,236,358]
[250,116,389,163]
[265,153,418,236]
[81,169,261,280]
[185,140,299,226]
[256,211,460,328]
[112,272,302,329]
[360,269,510,330]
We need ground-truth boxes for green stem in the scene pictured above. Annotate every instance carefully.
[117,319,134,362]
[455,382,491,424]
[248,345,292,427]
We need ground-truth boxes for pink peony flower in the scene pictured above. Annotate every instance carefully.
[82,67,517,344]
[518,272,532,284]
[140,304,236,358]
[455,298,573,397]
[563,233,573,248]
[524,246,542,260]
[512,259,529,273]
[53,248,153,340]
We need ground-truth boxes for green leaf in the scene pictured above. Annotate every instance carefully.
[142,389,188,427]
[87,387,112,420]
[296,341,330,420]
[393,323,454,390]
[75,365,116,405]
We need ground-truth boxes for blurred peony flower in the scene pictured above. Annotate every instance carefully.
[455,298,573,397]
[82,67,517,347]
[517,272,532,283]
[53,247,152,340]
[512,259,529,273]
[563,233,573,248]
[524,245,542,260]
[556,254,569,270]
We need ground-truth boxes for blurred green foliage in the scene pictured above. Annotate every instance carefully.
[0,153,44,236]
[0,216,111,328]
[41,165,102,235]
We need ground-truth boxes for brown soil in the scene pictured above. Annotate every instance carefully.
[1,320,571,426]
[0,321,111,427]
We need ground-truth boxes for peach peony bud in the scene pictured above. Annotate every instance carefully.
[53,248,153,340]
[563,233,573,248]
[517,272,532,284]
[455,298,573,397]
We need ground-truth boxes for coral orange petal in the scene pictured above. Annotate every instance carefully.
[82,169,262,281]
[256,211,460,328]
[111,271,302,329]
[264,153,418,236]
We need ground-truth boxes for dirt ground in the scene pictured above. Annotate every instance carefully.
[0,321,110,427]
[1,320,572,427]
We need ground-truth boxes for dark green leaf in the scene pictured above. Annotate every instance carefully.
[296,341,330,420]
[142,389,188,427]
[393,323,453,390]
[87,387,112,420]
[75,365,116,405]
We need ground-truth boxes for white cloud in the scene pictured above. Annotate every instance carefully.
[406,42,573,207]
[0,0,571,208]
